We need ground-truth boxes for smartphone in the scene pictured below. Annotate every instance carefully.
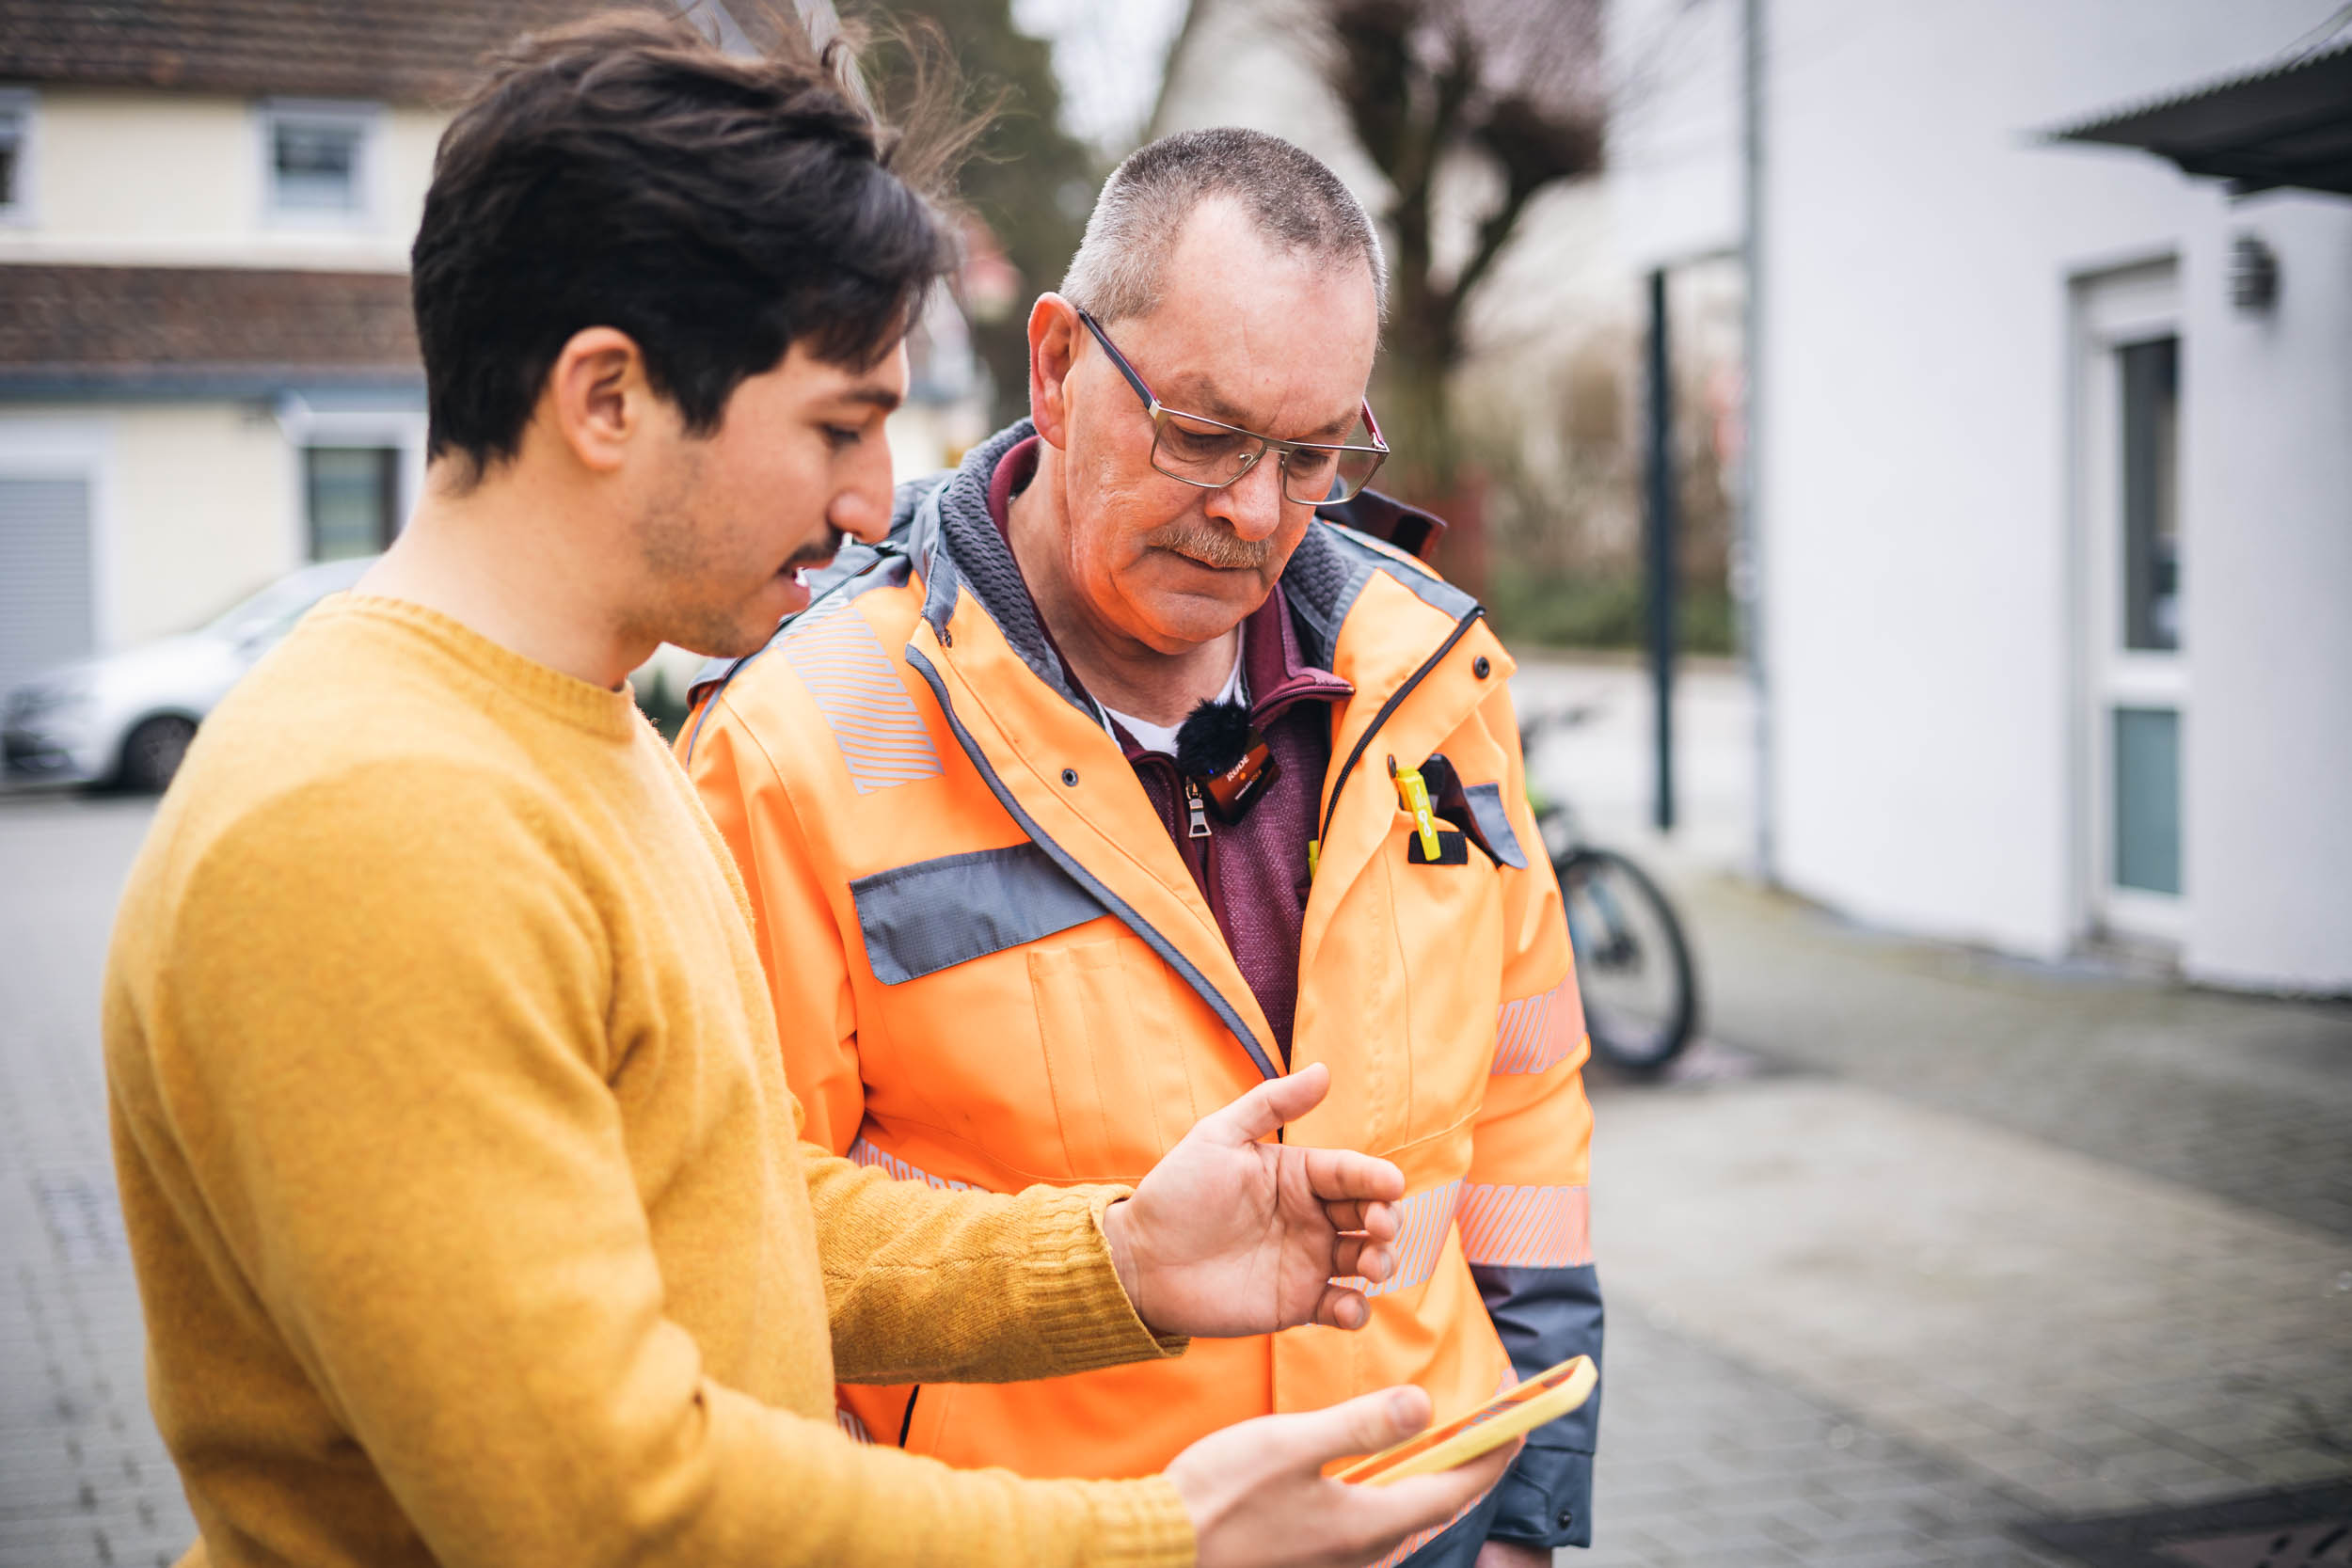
[1336,1355,1597,1486]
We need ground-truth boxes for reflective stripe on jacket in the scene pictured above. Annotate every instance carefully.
[683,422,1603,1554]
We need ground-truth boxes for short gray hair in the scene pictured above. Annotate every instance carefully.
[1060,127,1388,325]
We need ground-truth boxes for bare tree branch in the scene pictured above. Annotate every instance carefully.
[1300,0,1606,494]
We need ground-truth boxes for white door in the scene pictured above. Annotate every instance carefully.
[2074,261,2185,947]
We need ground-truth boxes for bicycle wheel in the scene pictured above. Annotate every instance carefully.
[1553,847,1697,1073]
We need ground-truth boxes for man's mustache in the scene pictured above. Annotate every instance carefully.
[1145,522,1274,571]
[786,528,846,570]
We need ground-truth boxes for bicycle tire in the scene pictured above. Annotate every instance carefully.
[1552,846,1698,1073]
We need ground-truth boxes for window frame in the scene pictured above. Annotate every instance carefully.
[0,87,39,227]
[257,98,382,230]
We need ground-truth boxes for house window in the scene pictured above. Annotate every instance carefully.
[306,447,400,561]
[263,102,374,220]
[0,90,33,220]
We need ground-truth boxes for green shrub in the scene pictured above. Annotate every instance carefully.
[634,666,691,743]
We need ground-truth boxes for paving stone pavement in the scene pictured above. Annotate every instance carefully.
[5,770,2349,1568]
[1676,877,2352,1242]
[0,797,191,1568]
[1592,1075,2352,1521]
[1585,1306,2068,1568]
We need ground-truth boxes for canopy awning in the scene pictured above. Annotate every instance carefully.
[2044,40,2352,198]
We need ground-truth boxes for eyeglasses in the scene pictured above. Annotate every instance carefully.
[1076,308,1388,506]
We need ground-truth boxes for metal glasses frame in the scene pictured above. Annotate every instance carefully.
[1075,307,1389,504]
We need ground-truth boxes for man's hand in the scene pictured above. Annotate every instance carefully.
[1103,1063,1404,1338]
[1168,1386,1519,1568]
[1474,1542,1551,1568]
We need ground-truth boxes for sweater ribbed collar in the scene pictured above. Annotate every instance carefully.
[317,594,646,743]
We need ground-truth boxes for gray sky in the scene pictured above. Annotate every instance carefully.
[1010,0,1191,154]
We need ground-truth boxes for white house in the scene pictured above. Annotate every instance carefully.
[1610,0,2352,991]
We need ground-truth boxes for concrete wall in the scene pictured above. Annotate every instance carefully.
[1734,0,2352,987]
[0,87,442,269]
[2176,200,2352,990]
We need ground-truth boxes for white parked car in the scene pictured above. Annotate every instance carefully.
[2,556,376,793]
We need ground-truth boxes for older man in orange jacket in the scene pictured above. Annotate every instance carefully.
[684,129,1601,1568]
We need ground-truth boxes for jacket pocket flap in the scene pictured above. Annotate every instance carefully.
[1461,782,1530,869]
[852,844,1106,984]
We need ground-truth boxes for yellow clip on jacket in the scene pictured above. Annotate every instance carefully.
[684,425,1602,1557]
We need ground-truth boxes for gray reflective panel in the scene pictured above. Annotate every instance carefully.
[851,843,1106,984]
[0,476,94,689]
[778,593,943,793]
[2113,705,2182,895]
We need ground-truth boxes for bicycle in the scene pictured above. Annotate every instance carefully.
[1520,707,1700,1075]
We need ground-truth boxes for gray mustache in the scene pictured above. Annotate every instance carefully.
[1146,524,1274,570]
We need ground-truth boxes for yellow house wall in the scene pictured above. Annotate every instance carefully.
[2,402,299,649]
[0,87,445,270]
[109,402,301,645]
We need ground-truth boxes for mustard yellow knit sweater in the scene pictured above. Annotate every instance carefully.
[103,596,1196,1568]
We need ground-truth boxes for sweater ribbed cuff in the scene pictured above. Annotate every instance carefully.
[1019,1186,1188,1375]
[1083,1475,1198,1568]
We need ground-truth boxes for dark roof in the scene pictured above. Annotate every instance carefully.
[2046,40,2352,198]
[0,264,421,397]
[0,0,750,107]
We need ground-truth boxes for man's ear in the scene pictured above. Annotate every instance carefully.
[1026,294,1081,449]
[543,326,652,475]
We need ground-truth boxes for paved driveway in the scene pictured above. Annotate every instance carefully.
[1,795,189,1568]
[3,657,2348,1566]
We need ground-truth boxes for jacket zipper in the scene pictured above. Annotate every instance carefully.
[1184,780,1212,839]
[1316,608,1486,852]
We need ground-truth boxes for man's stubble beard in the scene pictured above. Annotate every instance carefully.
[625,442,767,659]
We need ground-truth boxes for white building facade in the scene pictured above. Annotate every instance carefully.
[1610,0,2352,991]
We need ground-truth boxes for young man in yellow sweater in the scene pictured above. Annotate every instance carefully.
[101,14,1516,1568]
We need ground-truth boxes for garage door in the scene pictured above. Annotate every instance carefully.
[0,476,95,691]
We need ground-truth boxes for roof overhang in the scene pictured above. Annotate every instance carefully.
[2043,40,2352,198]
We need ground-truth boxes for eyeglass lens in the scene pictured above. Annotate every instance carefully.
[1152,410,1384,504]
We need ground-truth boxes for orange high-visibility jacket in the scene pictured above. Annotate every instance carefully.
[682,424,1601,1559]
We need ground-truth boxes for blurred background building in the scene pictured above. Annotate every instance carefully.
[1140,0,2352,991]
[0,0,984,705]
[2,0,2345,993]
[1610,0,2351,992]
[4,4,2350,1563]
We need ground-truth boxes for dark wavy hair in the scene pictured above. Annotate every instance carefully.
[411,9,961,478]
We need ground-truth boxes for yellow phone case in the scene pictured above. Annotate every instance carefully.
[1335,1355,1597,1487]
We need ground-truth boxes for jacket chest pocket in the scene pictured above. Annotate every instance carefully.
[1027,933,1204,1180]
[1377,807,1506,1142]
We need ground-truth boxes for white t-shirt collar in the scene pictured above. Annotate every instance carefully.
[1099,648,1246,757]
